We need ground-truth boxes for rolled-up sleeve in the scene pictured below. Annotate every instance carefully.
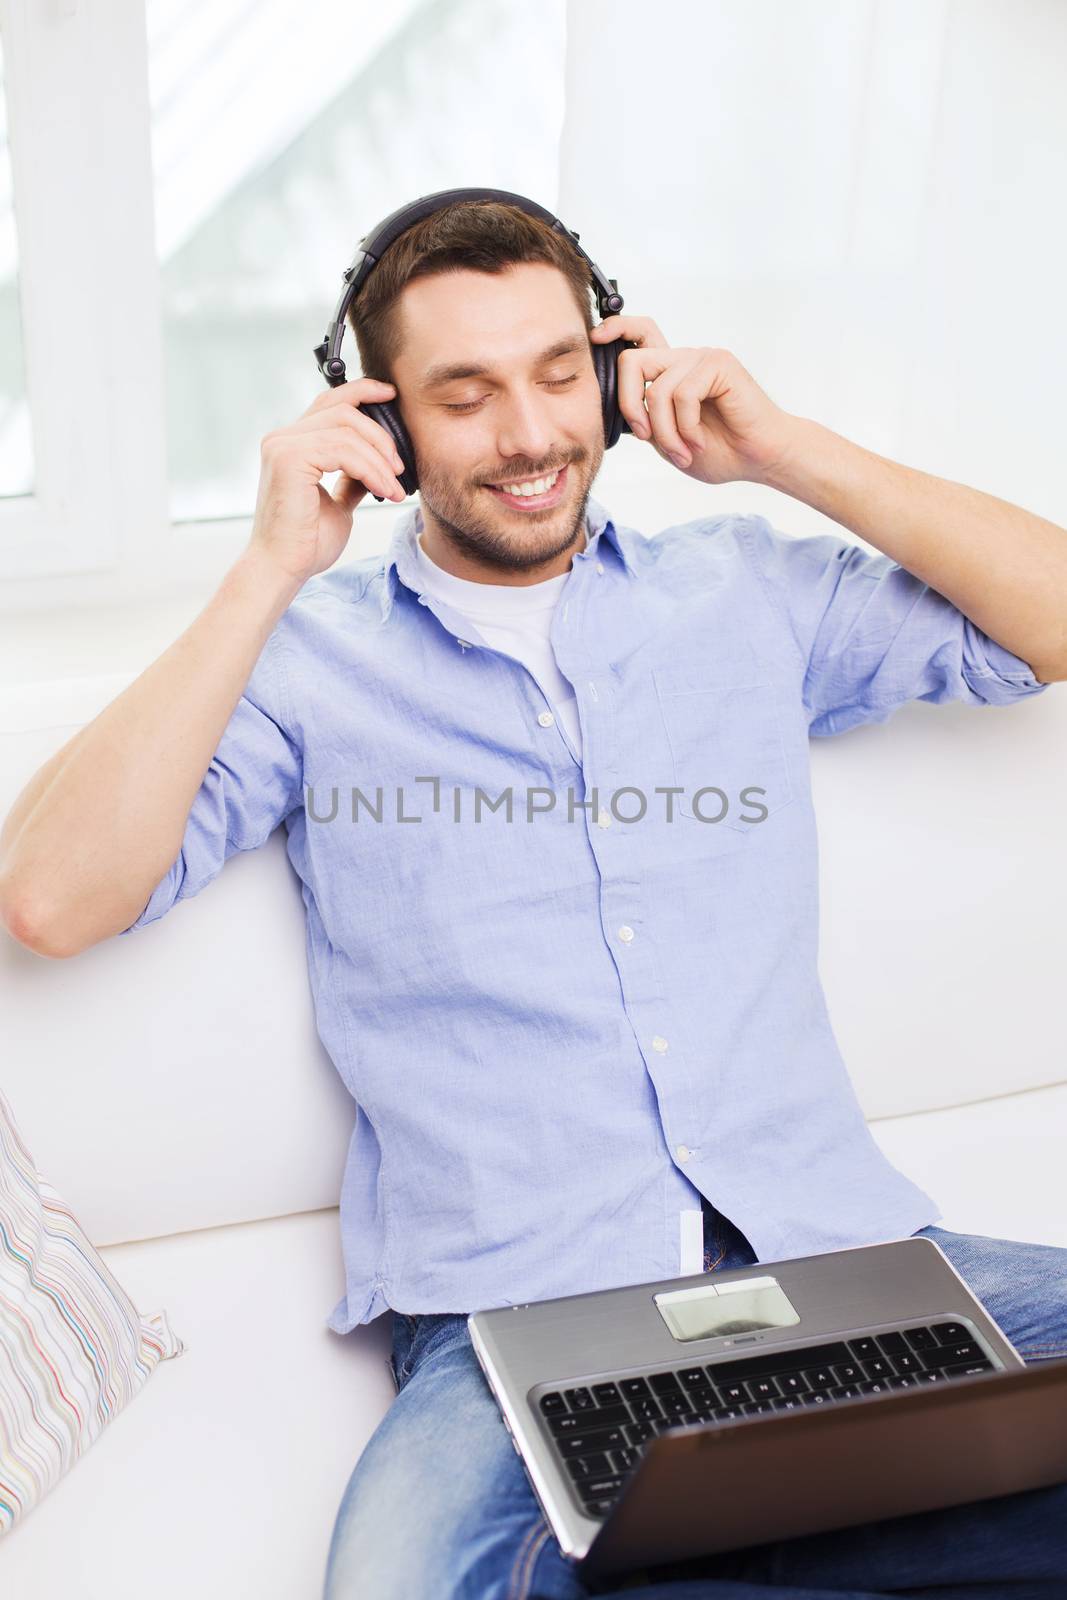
[118,630,302,934]
[741,515,1051,737]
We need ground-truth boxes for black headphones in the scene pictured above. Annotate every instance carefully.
[312,186,635,500]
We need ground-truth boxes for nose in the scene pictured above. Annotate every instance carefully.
[494,386,558,468]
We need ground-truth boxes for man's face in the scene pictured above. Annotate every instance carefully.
[390,262,606,575]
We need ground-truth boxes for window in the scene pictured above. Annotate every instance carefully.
[0,0,565,600]
[146,0,566,523]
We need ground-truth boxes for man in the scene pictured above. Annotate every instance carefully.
[1,201,1065,1598]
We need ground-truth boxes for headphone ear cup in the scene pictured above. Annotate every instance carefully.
[592,338,630,450]
[357,399,418,496]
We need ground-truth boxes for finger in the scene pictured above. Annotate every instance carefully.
[616,345,672,440]
[645,354,705,465]
[304,377,396,417]
[673,354,721,447]
[288,402,406,477]
[590,314,669,347]
[310,428,406,502]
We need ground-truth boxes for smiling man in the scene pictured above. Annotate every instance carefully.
[2,198,1067,1600]
[390,265,603,578]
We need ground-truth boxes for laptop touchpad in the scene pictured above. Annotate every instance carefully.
[654,1276,801,1342]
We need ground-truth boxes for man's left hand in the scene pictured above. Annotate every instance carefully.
[591,315,801,486]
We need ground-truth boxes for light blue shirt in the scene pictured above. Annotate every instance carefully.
[120,495,1049,1332]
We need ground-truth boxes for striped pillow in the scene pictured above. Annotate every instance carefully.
[0,1086,184,1535]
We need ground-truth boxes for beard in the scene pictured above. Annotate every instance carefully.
[414,439,604,576]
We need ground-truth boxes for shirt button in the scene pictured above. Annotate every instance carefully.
[596,561,604,574]
[537,710,555,728]
[651,1035,669,1053]
[618,925,635,943]
[596,811,612,829]
[676,1145,693,1163]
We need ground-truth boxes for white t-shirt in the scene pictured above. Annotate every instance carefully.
[413,531,583,758]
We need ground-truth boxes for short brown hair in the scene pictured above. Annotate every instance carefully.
[346,200,595,386]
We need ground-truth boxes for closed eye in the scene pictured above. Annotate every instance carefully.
[444,374,580,414]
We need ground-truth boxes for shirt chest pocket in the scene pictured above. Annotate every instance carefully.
[651,666,794,833]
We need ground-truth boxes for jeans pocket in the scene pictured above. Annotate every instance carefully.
[391,1312,421,1391]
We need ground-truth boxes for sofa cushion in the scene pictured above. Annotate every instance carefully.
[0,676,354,1248]
[0,1205,394,1599]
[0,1086,184,1538]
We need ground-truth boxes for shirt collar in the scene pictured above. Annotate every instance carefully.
[377,492,636,622]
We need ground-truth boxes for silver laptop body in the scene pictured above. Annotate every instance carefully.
[468,1236,1067,1580]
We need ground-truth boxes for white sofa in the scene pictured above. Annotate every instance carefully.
[1,666,1065,1599]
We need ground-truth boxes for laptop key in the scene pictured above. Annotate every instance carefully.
[549,1414,586,1436]
[570,1450,610,1473]
[592,1383,622,1406]
[877,1331,909,1355]
[848,1337,880,1361]
[861,1357,893,1379]
[748,1377,781,1401]
[940,1341,983,1365]
[889,1352,923,1374]
[610,1447,637,1471]
[631,1396,663,1421]
[832,1362,862,1384]
[565,1387,594,1410]
[620,1377,651,1400]
[889,1374,916,1389]
[539,1392,565,1414]
[583,1499,615,1518]
[917,1347,954,1371]
[932,1322,970,1345]
[582,1475,624,1500]
[649,1371,682,1394]
[625,1420,654,1446]
[804,1368,837,1390]
[548,1405,629,1436]
[662,1392,696,1415]
[803,1390,834,1407]
[713,1405,744,1421]
[717,1382,749,1405]
[942,1360,994,1378]
[778,1373,809,1395]
[859,1379,892,1396]
[679,1368,711,1389]
[904,1326,939,1352]
[559,1430,621,1458]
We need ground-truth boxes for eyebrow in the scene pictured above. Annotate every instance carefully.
[419,337,586,392]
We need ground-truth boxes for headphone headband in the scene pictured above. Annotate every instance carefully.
[313,187,626,386]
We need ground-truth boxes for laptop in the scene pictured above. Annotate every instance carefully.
[468,1236,1067,1581]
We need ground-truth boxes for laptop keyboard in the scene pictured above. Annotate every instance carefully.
[534,1320,997,1519]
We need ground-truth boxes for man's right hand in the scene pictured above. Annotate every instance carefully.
[248,378,409,585]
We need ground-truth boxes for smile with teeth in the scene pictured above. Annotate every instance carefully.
[488,467,563,499]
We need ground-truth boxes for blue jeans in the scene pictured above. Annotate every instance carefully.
[323,1210,1067,1599]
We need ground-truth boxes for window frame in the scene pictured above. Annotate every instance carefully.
[0,0,262,611]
